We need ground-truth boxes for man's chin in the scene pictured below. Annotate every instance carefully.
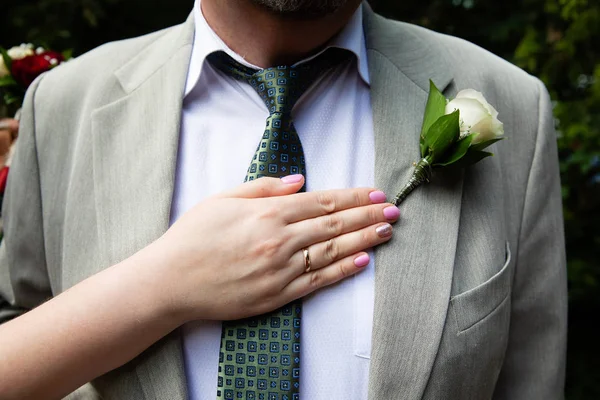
[249,0,351,19]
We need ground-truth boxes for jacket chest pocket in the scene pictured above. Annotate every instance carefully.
[450,241,513,333]
[427,242,513,399]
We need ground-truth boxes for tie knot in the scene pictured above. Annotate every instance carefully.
[208,48,352,115]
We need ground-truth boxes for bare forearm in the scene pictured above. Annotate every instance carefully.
[0,179,397,399]
[0,251,180,400]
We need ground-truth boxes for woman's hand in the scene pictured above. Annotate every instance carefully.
[0,175,399,400]
[0,118,18,167]
[142,174,399,322]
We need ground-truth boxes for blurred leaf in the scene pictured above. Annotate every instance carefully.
[0,76,18,88]
[62,48,73,60]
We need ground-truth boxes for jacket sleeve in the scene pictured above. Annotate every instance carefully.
[493,79,568,399]
[0,76,53,324]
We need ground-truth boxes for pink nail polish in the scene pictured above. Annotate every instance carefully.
[369,191,387,204]
[383,206,400,220]
[376,224,393,238]
[281,174,303,184]
[354,254,370,268]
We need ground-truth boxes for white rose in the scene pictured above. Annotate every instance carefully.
[445,89,504,144]
[0,57,8,78]
[7,44,34,60]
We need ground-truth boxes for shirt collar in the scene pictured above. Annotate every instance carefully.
[184,0,370,96]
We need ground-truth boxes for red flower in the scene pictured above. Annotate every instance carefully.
[11,51,64,88]
[0,166,9,193]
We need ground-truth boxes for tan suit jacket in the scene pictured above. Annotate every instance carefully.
[0,5,567,399]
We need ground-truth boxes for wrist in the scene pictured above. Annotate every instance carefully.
[116,246,187,330]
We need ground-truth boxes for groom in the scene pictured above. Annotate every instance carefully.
[0,0,566,399]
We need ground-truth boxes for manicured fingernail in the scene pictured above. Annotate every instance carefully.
[281,174,303,184]
[376,223,393,238]
[383,206,400,220]
[369,191,387,204]
[354,254,370,268]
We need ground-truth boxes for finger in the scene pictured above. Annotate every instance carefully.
[214,174,305,199]
[281,252,371,301]
[288,202,400,250]
[283,222,393,281]
[0,119,19,136]
[277,188,388,223]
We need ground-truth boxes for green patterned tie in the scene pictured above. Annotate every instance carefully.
[208,49,351,400]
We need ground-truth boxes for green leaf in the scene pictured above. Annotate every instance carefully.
[470,137,504,152]
[4,93,23,105]
[0,48,12,72]
[0,75,18,88]
[420,80,447,157]
[434,133,476,167]
[422,110,460,163]
[3,89,24,106]
[455,149,494,168]
[62,49,73,60]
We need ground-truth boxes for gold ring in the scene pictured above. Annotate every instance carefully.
[303,247,311,273]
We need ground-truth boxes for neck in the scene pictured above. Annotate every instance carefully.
[201,0,361,67]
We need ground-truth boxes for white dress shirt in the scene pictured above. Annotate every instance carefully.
[170,2,375,398]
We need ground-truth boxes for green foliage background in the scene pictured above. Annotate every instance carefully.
[1,0,598,397]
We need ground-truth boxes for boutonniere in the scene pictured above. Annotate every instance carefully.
[393,81,505,206]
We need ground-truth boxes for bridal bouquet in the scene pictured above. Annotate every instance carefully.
[1,43,68,111]
[0,44,70,237]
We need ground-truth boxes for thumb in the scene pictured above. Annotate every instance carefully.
[217,174,305,199]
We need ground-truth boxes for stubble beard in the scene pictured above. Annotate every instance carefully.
[249,0,352,17]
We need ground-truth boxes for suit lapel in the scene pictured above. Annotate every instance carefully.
[363,7,463,399]
[91,14,194,400]
[90,5,462,398]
